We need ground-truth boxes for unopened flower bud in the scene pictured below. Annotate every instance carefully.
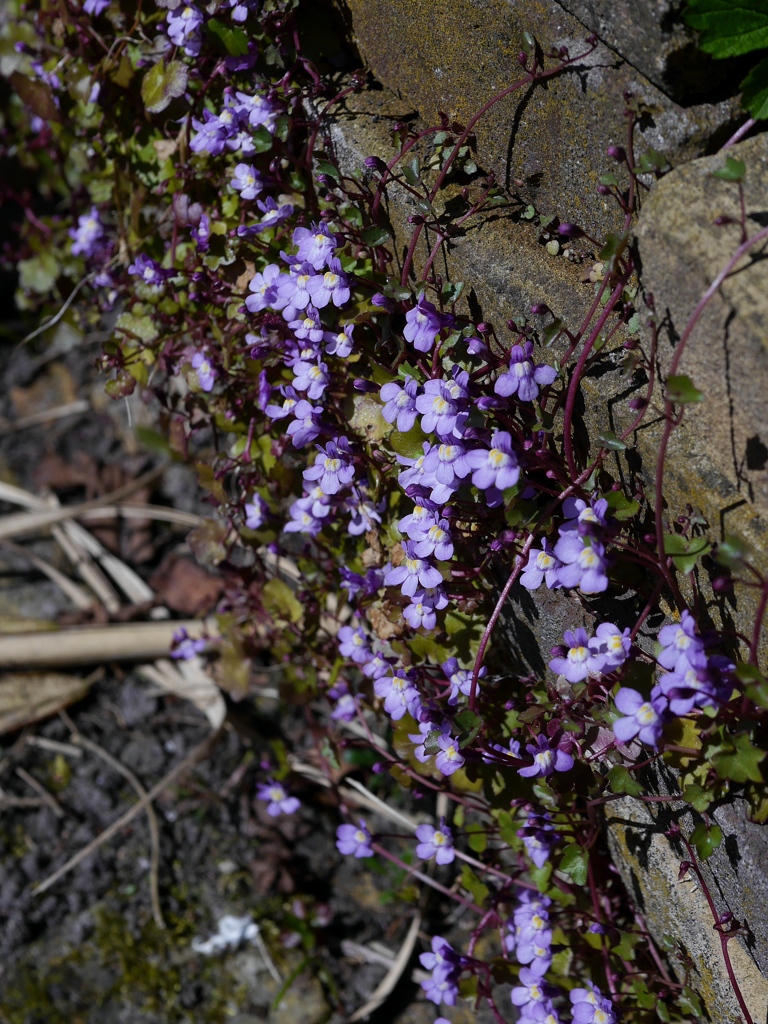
[408,214,425,225]
[558,223,584,239]
[712,575,732,593]
[476,321,491,333]
[607,145,626,162]
[530,303,549,315]
[353,378,378,393]
[364,155,387,173]
[518,51,528,66]
[371,292,394,311]
[629,397,647,411]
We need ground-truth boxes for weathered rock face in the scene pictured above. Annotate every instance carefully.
[552,0,741,102]
[333,0,739,237]
[320,9,768,1012]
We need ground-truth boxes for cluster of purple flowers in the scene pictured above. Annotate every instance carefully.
[549,622,631,684]
[191,87,281,157]
[420,936,464,1006]
[612,610,734,749]
[521,498,613,595]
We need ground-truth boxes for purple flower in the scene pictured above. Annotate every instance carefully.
[166,5,203,56]
[69,207,103,257]
[266,386,299,420]
[553,534,609,594]
[442,658,486,705]
[415,379,467,438]
[83,0,110,13]
[256,780,300,817]
[303,438,355,495]
[518,735,574,778]
[286,400,323,447]
[191,352,216,392]
[422,972,459,1007]
[380,377,421,432]
[128,253,169,286]
[336,820,373,858]
[613,687,666,746]
[374,667,421,720]
[384,541,443,597]
[517,813,560,869]
[422,441,472,503]
[231,163,263,200]
[409,719,449,763]
[288,309,325,345]
[325,323,355,358]
[397,442,436,492]
[292,358,329,399]
[306,258,350,308]
[415,818,455,864]
[570,984,616,1024]
[559,496,610,534]
[419,935,460,974]
[244,494,268,530]
[239,197,294,235]
[657,610,705,670]
[495,342,557,402]
[337,624,371,664]
[362,653,393,680]
[345,493,383,536]
[233,90,280,131]
[246,263,284,312]
[170,627,207,660]
[283,499,325,537]
[403,596,438,631]
[339,565,385,601]
[549,627,603,682]
[398,501,440,539]
[655,656,732,716]
[293,224,337,270]
[520,540,562,591]
[190,109,233,156]
[330,686,359,722]
[404,298,454,353]
[466,431,520,492]
[191,213,210,250]
[511,967,551,1008]
[435,733,465,776]
[412,516,454,561]
[589,622,631,670]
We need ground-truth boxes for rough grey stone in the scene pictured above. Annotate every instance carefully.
[553,0,742,101]
[333,0,739,237]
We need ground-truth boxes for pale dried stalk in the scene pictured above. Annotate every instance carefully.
[0,539,93,610]
[16,766,64,818]
[0,399,90,435]
[0,618,218,669]
[346,914,422,1023]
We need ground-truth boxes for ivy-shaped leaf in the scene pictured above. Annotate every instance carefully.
[711,732,766,783]
[607,764,644,797]
[663,533,712,575]
[713,155,747,181]
[690,821,723,860]
[685,0,768,58]
[666,373,704,404]
[559,844,588,886]
[141,59,188,114]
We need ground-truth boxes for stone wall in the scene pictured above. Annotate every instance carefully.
[325,2,768,1019]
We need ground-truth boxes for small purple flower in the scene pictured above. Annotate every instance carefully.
[434,733,465,776]
[570,984,616,1024]
[336,820,373,858]
[362,653,393,680]
[83,0,110,14]
[303,438,355,495]
[244,494,268,530]
[69,207,103,257]
[589,622,631,670]
[442,657,486,705]
[325,323,355,358]
[346,493,383,536]
[293,224,337,270]
[549,627,603,682]
[191,213,210,250]
[398,501,439,539]
[283,499,325,537]
[422,972,459,1007]
[511,967,551,1009]
[373,668,421,720]
[289,309,325,345]
[415,818,455,864]
[422,441,472,503]
[415,379,466,438]
[518,735,574,778]
[306,257,350,308]
[384,541,443,597]
[380,377,421,433]
[166,5,203,57]
[465,431,521,492]
[239,197,294,235]
[657,610,705,670]
[246,263,284,313]
[191,352,216,392]
[554,534,609,594]
[330,685,359,722]
[292,358,329,400]
[517,813,560,869]
[256,779,300,817]
[494,342,557,402]
[233,90,280,131]
[128,253,169,286]
[419,936,460,974]
[337,624,371,664]
[403,596,438,631]
[412,516,454,561]
[286,400,323,448]
[613,687,666,746]
[520,540,563,591]
[404,298,454,353]
[190,109,232,156]
[170,627,207,660]
[231,163,263,200]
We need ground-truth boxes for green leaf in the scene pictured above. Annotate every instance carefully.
[559,844,588,886]
[711,731,766,783]
[714,534,749,568]
[712,155,747,181]
[691,821,723,860]
[141,59,188,114]
[735,662,768,708]
[684,0,768,58]
[361,225,391,247]
[597,430,627,451]
[456,708,483,747]
[389,423,428,460]
[602,489,640,520]
[206,17,250,56]
[315,159,340,182]
[683,783,712,812]
[666,373,704,403]
[663,532,712,574]
[262,577,304,626]
[251,125,274,153]
[466,824,488,853]
[460,864,489,904]
[741,54,768,119]
[607,764,644,797]
[611,930,640,960]
[599,171,618,187]
[18,252,59,294]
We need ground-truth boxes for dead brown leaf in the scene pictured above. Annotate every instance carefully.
[11,363,78,418]
[148,553,224,615]
[367,603,404,641]
[0,671,92,734]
